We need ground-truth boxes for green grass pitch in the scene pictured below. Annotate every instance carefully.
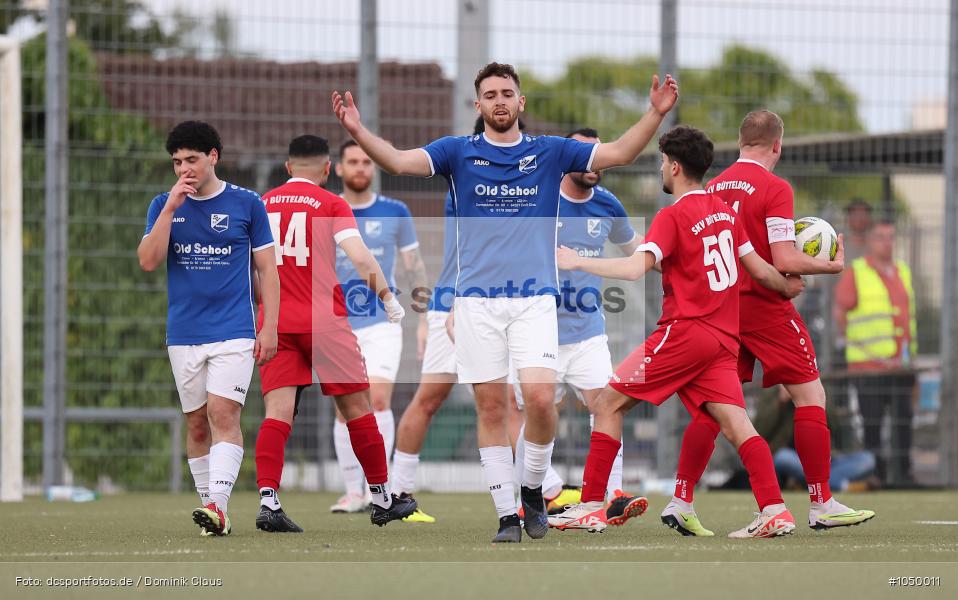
[1,490,956,599]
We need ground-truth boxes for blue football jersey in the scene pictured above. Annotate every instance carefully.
[428,193,457,312]
[422,133,597,298]
[144,182,274,345]
[556,186,636,345]
[335,194,418,329]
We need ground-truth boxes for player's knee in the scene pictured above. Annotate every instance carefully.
[476,402,507,427]
[187,421,210,445]
[369,392,390,412]
[206,404,240,434]
[789,380,827,408]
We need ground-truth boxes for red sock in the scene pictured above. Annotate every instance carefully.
[255,418,291,490]
[674,417,720,502]
[794,405,832,504]
[737,435,784,511]
[581,431,621,503]
[346,412,388,485]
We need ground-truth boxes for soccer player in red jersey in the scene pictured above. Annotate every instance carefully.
[254,135,416,531]
[708,110,875,530]
[550,125,803,538]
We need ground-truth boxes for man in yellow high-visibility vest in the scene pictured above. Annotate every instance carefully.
[835,220,917,485]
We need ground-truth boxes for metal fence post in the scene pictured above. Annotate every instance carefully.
[42,0,69,489]
[940,0,958,488]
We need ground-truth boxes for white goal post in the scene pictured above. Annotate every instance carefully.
[0,35,23,502]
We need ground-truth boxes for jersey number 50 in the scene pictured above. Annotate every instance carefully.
[267,212,309,266]
[702,229,738,292]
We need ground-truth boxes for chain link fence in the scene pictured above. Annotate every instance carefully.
[0,0,950,493]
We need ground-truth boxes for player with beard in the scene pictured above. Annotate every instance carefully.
[329,140,427,513]
[333,62,677,542]
[512,127,641,518]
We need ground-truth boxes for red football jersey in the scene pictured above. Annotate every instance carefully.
[259,178,359,333]
[708,159,799,331]
[637,189,753,353]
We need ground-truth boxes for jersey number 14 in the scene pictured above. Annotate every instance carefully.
[267,212,309,266]
[702,229,738,292]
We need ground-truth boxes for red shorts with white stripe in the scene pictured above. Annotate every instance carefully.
[259,325,370,397]
[737,317,820,387]
[609,319,745,421]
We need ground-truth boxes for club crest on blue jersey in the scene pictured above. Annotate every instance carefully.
[210,213,229,232]
[365,220,382,237]
[587,218,602,238]
[518,154,538,174]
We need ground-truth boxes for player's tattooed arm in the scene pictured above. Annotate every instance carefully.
[402,247,430,359]
[331,90,432,176]
[401,247,430,301]
[557,245,656,281]
[740,251,805,299]
[769,234,845,275]
[591,74,678,171]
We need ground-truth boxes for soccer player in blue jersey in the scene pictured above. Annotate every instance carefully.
[513,127,641,516]
[392,117,508,523]
[329,140,428,513]
[137,121,280,536]
[333,62,678,542]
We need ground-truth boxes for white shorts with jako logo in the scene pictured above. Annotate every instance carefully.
[168,338,255,413]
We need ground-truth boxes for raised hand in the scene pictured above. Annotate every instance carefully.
[649,73,679,117]
[167,171,198,212]
[332,90,363,135]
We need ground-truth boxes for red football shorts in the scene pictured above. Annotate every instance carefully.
[609,319,744,421]
[259,324,370,397]
[737,317,820,387]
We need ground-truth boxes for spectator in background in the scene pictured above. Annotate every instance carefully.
[834,220,918,485]
[843,198,873,263]
[753,386,877,492]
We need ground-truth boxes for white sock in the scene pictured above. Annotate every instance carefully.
[374,410,395,463]
[187,454,210,506]
[513,424,526,492]
[669,496,693,512]
[543,466,564,499]
[607,444,624,499]
[392,450,419,495]
[480,446,517,518]
[260,487,280,510]
[522,437,555,490]
[208,442,243,513]
[369,482,392,509]
[763,502,788,516]
[333,419,366,496]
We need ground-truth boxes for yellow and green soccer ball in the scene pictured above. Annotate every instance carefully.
[794,217,838,260]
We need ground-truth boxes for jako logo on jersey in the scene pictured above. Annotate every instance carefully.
[365,221,382,237]
[473,159,490,166]
[518,154,538,174]
[211,213,229,232]
[172,217,185,223]
[587,218,602,238]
